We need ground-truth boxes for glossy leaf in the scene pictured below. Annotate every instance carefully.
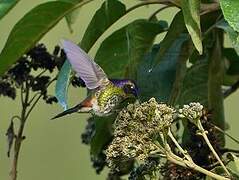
[222,48,239,86]
[95,20,167,79]
[180,34,225,145]
[223,48,239,75]
[55,0,125,109]
[90,115,115,156]
[0,0,19,20]
[224,153,239,178]
[154,11,186,65]
[126,20,168,78]
[208,35,225,131]
[81,0,126,51]
[0,0,92,76]
[137,34,188,102]
[229,153,239,172]
[55,60,71,110]
[59,0,84,33]
[205,167,227,180]
[90,20,167,157]
[179,58,209,106]
[219,0,239,32]
[181,0,202,54]
[216,19,239,55]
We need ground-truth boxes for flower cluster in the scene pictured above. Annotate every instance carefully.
[0,44,62,102]
[106,98,176,168]
[179,102,204,125]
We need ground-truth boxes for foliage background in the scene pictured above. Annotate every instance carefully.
[0,0,238,179]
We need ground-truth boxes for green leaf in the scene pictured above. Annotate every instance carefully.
[179,58,209,106]
[222,48,239,86]
[55,60,71,110]
[95,19,167,79]
[80,0,126,51]
[223,48,239,75]
[181,0,203,54]
[137,34,188,102]
[180,34,225,144]
[208,34,225,133]
[205,167,227,180]
[219,0,239,32]
[0,0,92,76]
[0,0,19,20]
[59,0,85,33]
[55,0,126,109]
[216,19,239,55]
[90,115,115,156]
[154,11,186,65]
[127,20,168,79]
[229,153,239,173]
[180,58,209,146]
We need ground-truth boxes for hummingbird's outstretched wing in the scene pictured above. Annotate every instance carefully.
[61,40,109,89]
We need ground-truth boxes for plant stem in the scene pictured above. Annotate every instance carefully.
[212,123,239,145]
[10,83,29,180]
[126,0,173,13]
[224,80,239,99]
[89,0,178,54]
[166,151,230,180]
[148,5,172,21]
[197,121,231,177]
[168,129,193,162]
[9,77,56,180]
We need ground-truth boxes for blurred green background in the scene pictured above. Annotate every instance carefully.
[0,0,238,179]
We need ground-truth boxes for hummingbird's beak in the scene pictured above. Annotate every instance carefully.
[51,104,81,120]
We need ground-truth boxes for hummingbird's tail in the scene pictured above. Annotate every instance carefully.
[51,104,83,120]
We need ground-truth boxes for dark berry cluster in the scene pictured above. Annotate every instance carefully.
[81,117,107,174]
[0,81,16,99]
[160,162,203,180]
[183,110,221,168]
[71,76,86,88]
[0,44,62,102]
[81,117,95,145]
[0,43,85,103]
[128,158,158,180]
[27,44,57,72]
[91,152,107,174]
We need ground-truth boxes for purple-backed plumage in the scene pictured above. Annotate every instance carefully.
[110,79,138,97]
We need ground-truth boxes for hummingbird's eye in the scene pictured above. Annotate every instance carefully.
[123,83,137,96]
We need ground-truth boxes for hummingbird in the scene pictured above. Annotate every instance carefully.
[52,40,138,119]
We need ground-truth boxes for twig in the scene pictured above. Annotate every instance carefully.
[10,115,21,122]
[168,129,193,162]
[158,128,230,179]
[220,148,239,154]
[166,151,230,180]
[200,2,220,15]
[126,0,173,13]
[10,83,30,180]
[9,77,56,180]
[28,92,41,105]
[212,123,239,145]
[224,80,239,99]
[197,121,231,176]
[25,78,56,120]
